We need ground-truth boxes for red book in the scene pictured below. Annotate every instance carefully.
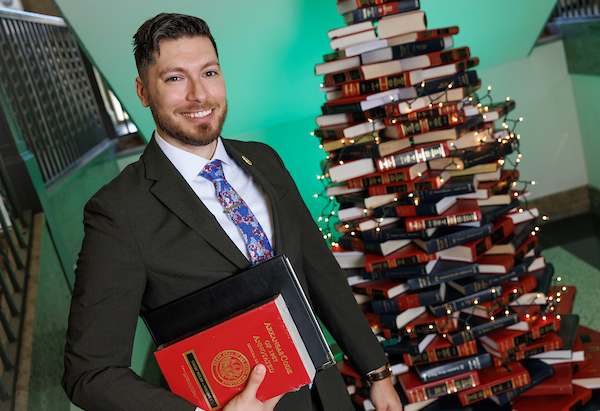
[511,384,593,411]
[550,284,577,315]
[381,114,465,139]
[154,295,313,410]
[436,235,492,263]
[346,162,427,189]
[458,361,530,405]
[522,363,573,396]
[364,243,437,273]
[399,368,479,403]
[337,360,367,388]
[489,216,515,246]
[403,335,478,366]
[405,200,482,232]
[572,325,600,389]
[488,331,563,366]
[476,234,539,274]
[367,170,447,196]
[351,278,409,298]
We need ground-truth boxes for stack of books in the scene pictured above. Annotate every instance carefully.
[314,1,600,410]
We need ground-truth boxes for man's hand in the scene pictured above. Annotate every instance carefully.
[223,364,283,411]
[369,374,403,411]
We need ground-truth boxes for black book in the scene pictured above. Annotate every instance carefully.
[414,223,494,254]
[381,333,436,355]
[415,352,493,383]
[407,260,479,291]
[445,311,520,345]
[531,262,554,295]
[448,259,530,295]
[141,254,334,371]
[371,283,446,314]
[430,285,503,318]
[362,259,438,280]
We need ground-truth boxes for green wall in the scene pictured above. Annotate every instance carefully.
[571,74,600,191]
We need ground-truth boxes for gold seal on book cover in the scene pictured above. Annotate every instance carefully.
[211,350,251,387]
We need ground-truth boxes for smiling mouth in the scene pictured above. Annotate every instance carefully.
[182,109,213,118]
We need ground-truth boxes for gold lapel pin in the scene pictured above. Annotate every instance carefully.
[241,155,252,166]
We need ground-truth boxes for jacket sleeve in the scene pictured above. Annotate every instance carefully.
[62,195,195,411]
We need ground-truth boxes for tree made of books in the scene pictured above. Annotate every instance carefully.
[312,2,592,410]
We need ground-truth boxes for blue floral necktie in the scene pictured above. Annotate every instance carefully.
[200,160,274,265]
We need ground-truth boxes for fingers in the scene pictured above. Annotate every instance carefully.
[242,364,267,399]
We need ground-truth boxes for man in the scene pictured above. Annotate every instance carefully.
[63,13,402,411]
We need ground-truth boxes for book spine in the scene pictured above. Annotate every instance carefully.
[427,47,471,67]
[372,288,443,313]
[324,68,365,87]
[388,115,455,139]
[387,102,461,123]
[463,262,529,295]
[376,142,449,172]
[493,337,562,366]
[346,1,420,23]
[480,198,520,224]
[343,72,412,97]
[408,264,478,290]
[368,181,417,196]
[404,179,477,202]
[405,209,482,233]
[421,71,479,95]
[459,370,530,406]
[447,313,519,345]
[351,286,388,299]
[414,26,460,41]
[360,227,429,242]
[431,286,502,318]
[406,373,478,403]
[347,169,410,188]
[321,101,365,115]
[362,266,428,280]
[418,353,492,383]
[389,37,449,61]
[404,340,477,366]
[420,223,494,254]
[405,315,456,335]
[461,141,515,169]
[491,218,514,245]
[497,318,559,355]
[366,252,437,272]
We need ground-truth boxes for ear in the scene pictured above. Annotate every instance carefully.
[135,77,150,107]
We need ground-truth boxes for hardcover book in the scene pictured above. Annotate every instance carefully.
[141,255,334,375]
[511,384,592,411]
[457,361,530,405]
[399,368,479,403]
[415,352,492,383]
[403,335,478,366]
[155,294,314,409]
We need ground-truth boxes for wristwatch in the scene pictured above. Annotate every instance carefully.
[365,363,393,383]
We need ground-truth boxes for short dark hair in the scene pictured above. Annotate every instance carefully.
[133,13,218,82]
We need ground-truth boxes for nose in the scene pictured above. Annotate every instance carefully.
[187,78,208,103]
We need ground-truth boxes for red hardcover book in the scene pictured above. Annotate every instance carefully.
[405,200,481,233]
[476,234,539,274]
[367,170,447,196]
[154,295,314,410]
[381,114,465,139]
[489,216,516,246]
[511,384,593,411]
[522,363,573,396]
[550,284,577,315]
[458,361,530,405]
[364,243,437,273]
[488,331,563,366]
[345,162,427,189]
[572,325,600,389]
[399,368,479,403]
[436,235,492,263]
[403,335,478,366]
[351,278,409,298]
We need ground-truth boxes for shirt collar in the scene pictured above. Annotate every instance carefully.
[154,131,238,185]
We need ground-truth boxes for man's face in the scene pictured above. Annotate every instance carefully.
[136,36,227,148]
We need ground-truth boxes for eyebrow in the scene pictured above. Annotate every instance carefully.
[159,60,220,77]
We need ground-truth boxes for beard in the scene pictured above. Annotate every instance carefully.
[149,99,228,147]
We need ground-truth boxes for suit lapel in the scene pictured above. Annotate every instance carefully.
[142,138,249,269]
[222,140,288,255]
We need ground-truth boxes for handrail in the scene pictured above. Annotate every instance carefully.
[0,7,64,26]
[553,0,600,21]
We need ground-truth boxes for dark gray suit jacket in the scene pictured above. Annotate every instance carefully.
[63,137,388,410]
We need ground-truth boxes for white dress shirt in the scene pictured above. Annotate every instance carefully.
[155,132,275,260]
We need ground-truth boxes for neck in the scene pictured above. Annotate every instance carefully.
[160,133,218,159]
